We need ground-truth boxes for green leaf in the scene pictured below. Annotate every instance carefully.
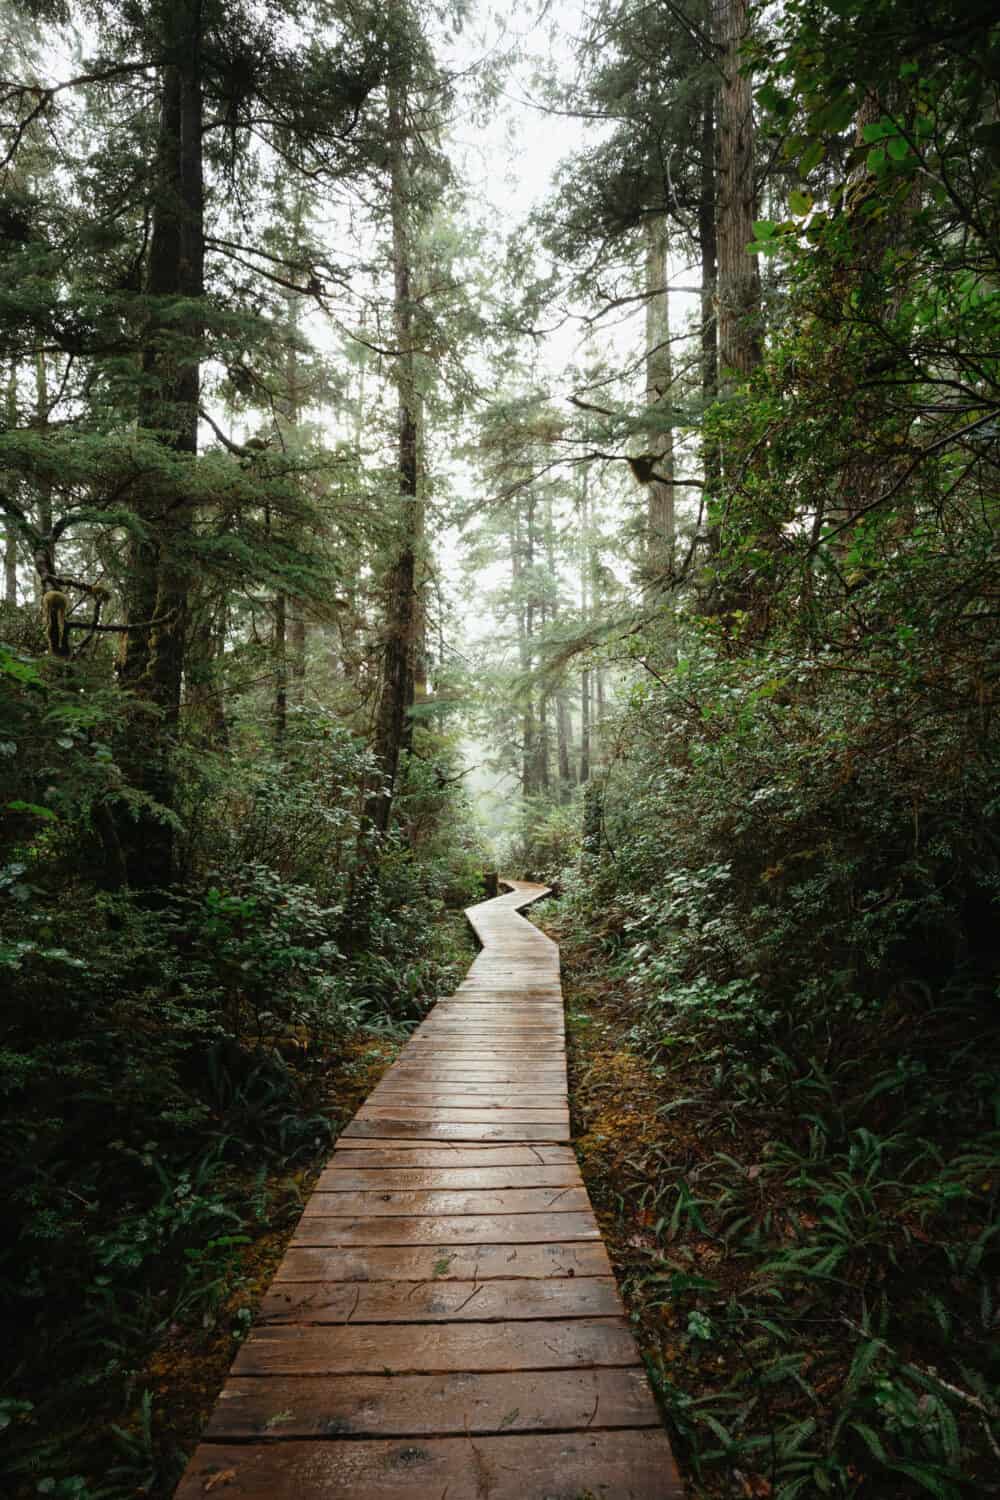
[868,148,888,175]
[863,122,889,143]
[789,189,813,216]
[887,136,911,161]
[756,82,786,114]
[800,140,826,173]
[0,645,42,686]
[850,1422,888,1462]
[811,91,856,134]
[890,1461,961,1499]
[6,801,57,822]
[753,219,777,239]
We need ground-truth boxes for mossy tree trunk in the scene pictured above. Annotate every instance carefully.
[366,59,423,836]
[117,3,205,889]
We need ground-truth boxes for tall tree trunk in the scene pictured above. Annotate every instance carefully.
[556,693,573,797]
[513,498,536,796]
[34,354,53,602]
[3,362,16,605]
[699,90,722,550]
[275,272,303,737]
[290,608,307,702]
[3,523,15,605]
[579,471,590,785]
[536,605,551,796]
[643,215,675,572]
[118,6,204,888]
[595,667,606,767]
[273,591,287,741]
[366,65,423,834]
[713,0,761,388]
[544,490,574,798]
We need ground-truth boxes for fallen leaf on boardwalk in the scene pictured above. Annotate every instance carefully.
[746,1164,763,1180]
[203,1471,237,1493]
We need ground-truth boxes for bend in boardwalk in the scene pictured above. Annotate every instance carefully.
[176,880,681,1499]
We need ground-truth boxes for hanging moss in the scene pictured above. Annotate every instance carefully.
[41,589,70,657]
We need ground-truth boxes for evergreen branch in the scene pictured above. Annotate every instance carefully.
[0,62,155,170]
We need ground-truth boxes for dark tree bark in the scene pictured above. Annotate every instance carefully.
[366,64,422,835]
[512,496,537,797]
[713,0,762,387]
[699,88,722,547]
[118,4,205,888]
[643,214,675,570]
[290,606,307,702]
[579,472,591,785]
[3,523,15,606]
[273,590,287,742]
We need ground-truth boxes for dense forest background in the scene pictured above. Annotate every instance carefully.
[1,0,998,1495]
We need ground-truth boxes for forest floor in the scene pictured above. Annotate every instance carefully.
[138,1032,399,1492]
[4,911,478,1500]
[549,912,1000,1500]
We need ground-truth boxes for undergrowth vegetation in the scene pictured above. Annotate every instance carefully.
[544,608,1000,1498]
[1,644,484,1496]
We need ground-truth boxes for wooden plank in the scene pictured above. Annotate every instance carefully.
[340,1120,570,1142]
[316,1166,582,1191]
[413,1026,564,1036]
[384,1066,567,1079]
[257,1276,623,1324]
[203,1367,660,1440]
[326,1144,577,1167]
[300,1187,589,1218]
[232,1317,641,1376]
[389,1055,567,1067]
[355,1104,566,1116]
[433,996,564,1006]
[400,1040,565,1049]
[274,1242,614,1283]
[176,1429,682,1498]
[353,1106,569,1123]
[290,1211,600,1246]
[386,1060,567,1071]
[425,1019,563,1028]
[391,1058,566,1068]
[368,1089,568,1104]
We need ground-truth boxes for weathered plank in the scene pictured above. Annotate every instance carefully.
[203,1367,659,1440]
[274,1241,614,1283]
[232,1317,641,1376]
[353,1106,569,1123]
[315,1166,581,1191]
[325,1144,577,1166]
[340,1120,570,1142]
[367,1090,568,1105]
[300,1187,590,1217]
[257,1275,623,1324]
[176,1429,680,1498]
[290,1210,601,1245]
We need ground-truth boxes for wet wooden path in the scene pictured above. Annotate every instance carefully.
[177,881,680,1498]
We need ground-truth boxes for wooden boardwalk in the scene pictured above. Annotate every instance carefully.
[176,881,681,1498]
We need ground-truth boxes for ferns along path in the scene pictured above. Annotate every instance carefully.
[176,882,680,1498]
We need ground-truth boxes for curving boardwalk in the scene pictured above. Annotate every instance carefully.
[176,881,681,1498]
